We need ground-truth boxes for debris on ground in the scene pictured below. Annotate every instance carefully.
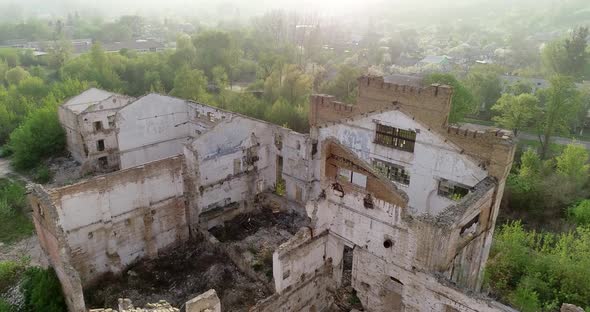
[84,240,270,312]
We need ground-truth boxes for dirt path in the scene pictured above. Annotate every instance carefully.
[0,158,11,179]
[0,235,48,267]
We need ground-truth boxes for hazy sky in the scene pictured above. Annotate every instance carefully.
[0,0,576,22]
[0,0,486,19]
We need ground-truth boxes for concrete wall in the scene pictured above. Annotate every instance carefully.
[29,185,86,312]
[32,156,189,285]
[59,94,133,172]
[117,94,192,169]
[318,109,487,216]
[352,247,515,312]
[184,115,311,229]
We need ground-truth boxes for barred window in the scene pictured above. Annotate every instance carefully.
[374,124,416,153]
[438,179,470,201]
[373,159,410,186]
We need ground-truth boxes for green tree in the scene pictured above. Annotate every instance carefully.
[8,103,65,170]
[569,200,590,226]
[22,267,67,312]
[464,66,503,117]
[556,143,589,187]
[506,81,534,95]
[47,39,72,70]
[169,34,197,69]
[265,97,297,128]
[170,66,209,102]
[320,65,361,103]
[492,93,539,135]
[4,66,30,85]
[193,30,236,78]
[280,64,312,105]
[542,27,589,80]
[424,73,475,123]
[212,65,229,90]
[536,76,581,159]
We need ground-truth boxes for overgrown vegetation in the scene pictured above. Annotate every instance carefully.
[21,267,67,312]
[0,179,33,244]
[505,144,589,222]
[0,263,67,312]
[486,221,590,311]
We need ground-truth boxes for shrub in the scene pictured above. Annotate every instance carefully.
[0,146,12,158]
[509,283,542,312]
[33,165,52,184]
[0,179,27,218]
[0,298,15,312]
[7,105,65,170]
[569,200,590,226]
[21,267,67,312]
[0,260,26,293]
[486,221,590,310]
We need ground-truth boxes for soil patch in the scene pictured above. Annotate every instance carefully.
[84,240,270,312]
[208,208,308,242]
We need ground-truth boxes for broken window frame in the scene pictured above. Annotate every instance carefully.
[98,156,108,169]
[93,121,103,131]
[373,159,411,186]
[107,115,115,128]
[437,179,470,201]
[374,123,416,153]
[337,167,367,189]
[96,139,105,152]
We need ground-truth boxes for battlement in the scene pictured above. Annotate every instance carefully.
[446,125,514,144]
[358,75,454,99]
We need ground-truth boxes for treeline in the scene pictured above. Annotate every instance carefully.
[0,15,362,171]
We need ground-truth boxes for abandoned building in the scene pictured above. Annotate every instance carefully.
[30,75,518,312]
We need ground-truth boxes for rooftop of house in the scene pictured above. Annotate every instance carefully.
[419,55,451,64]
[62,88,119,114]
[102,39,165,52]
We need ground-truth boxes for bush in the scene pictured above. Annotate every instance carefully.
[0,146,12,158]
[0,179,33,244]
[0,179,27,218]
[569,200,590,226]
[485,221,590,310]
[0,298,15,312]
[21,267,67,312]
[33,165,52,184]
[7,105,65,170]
[0,260,26,293]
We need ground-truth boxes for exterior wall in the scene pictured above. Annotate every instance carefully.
[59,94,134,172]
[318,109,487,215]
[32,156,189,285]
[59,106,86,164]
[249,229,342,312]
[184,115,311,229]
[352,248,515,312]
[29,185,86,312]
[117,94,192,169]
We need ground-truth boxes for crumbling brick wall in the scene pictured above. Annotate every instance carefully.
[30,156,189,292]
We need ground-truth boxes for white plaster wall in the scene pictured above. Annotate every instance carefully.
[352,248,514,312]
[312,189,415,271]
[117,94,190,169]
[54,158,186,279]
[318,110,487,215]
[190,115,312,213]
[280,130,311,202]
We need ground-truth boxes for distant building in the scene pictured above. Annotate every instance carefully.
[418,55,452,71]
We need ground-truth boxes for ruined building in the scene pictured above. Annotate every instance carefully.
[30,76,516,312]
